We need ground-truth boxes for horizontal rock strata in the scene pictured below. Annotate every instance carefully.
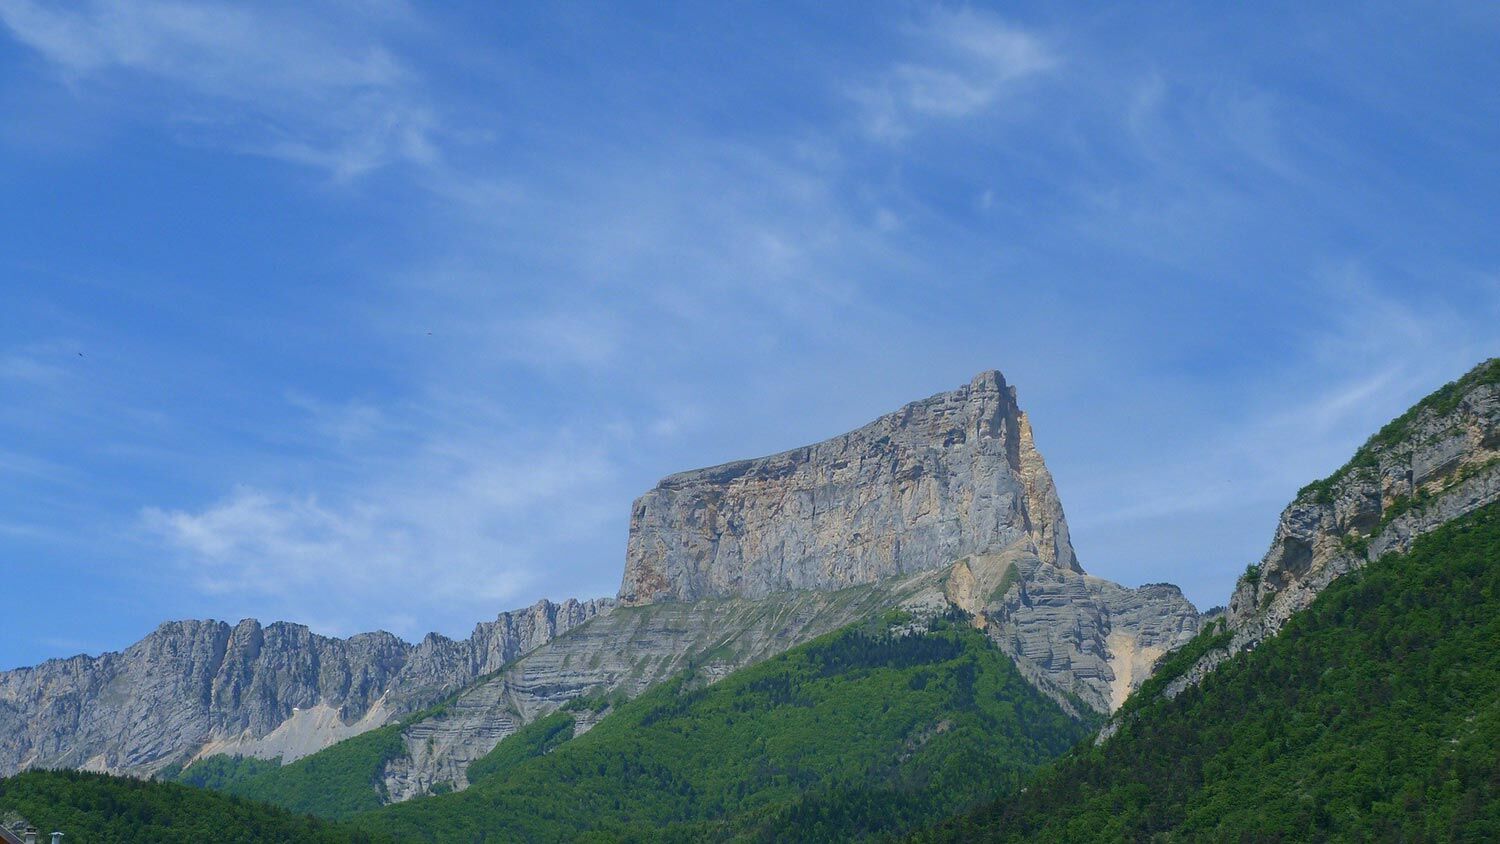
[620,371,1080,604]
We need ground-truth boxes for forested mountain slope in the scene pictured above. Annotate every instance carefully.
[915,500,1500,842]
[356,615,1096,842]
[0,769,389,844]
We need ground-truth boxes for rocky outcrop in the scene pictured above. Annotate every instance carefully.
[1226,359,1499,651]
[940,545,1200,715]
[620,371,1080,605]
[1131,360,1500,716]
[0,598,610,777]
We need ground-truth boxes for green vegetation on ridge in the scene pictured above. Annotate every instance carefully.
[1297,358,1498,503]
[915,500,1500,842]
[356,614,1096,842]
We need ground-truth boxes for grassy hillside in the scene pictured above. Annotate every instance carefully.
[0,769,389,844]
[915,500,1500,842]
[350,613,1095,842]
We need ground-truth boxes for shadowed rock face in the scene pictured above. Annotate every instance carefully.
[620,371,1080,604]
[0,598,611,777]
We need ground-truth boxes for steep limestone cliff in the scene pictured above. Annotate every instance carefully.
[0,598,610,777]
[620,371,1080,604]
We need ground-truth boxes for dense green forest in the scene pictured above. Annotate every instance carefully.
[915,500,1500,842]
[0,769,389,844]
[347,614,1094,842]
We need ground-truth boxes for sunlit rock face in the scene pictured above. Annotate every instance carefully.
[620,370,1081,605]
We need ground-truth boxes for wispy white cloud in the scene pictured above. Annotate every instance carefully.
[852,8,1058,140]
[0,352,67,385]
[0,0,438,177]
[141,428,621,639]
[1096,281,1486,518]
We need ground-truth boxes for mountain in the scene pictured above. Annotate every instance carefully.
[356,616,1096,842]
[914,358,1500,841]
[208,371,1197,805]
[0,370,1199,810]
[915,499,1500,842]
[0,599,609,777]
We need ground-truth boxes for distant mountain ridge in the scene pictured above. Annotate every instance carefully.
[0,598,609,777]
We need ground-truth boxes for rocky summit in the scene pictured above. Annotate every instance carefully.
[0,369,1202,800]
[620,370,1080,604]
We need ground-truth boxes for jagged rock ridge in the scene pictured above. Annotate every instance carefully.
[0,598,610,777]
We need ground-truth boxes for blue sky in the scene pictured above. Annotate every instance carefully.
[2,1,1497,669]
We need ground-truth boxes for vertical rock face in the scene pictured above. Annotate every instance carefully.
[620,371,1080,604]
[0,598,611,777]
